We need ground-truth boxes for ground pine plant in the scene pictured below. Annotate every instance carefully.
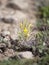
[18,19,32,41]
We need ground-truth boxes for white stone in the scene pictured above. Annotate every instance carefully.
[43,42,46,46]
[18,51,34,59]
[4,49,15,57]
[9,0,28,9]
[1,30,10,36]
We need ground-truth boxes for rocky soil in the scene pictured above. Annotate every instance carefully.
[0,0,49,61]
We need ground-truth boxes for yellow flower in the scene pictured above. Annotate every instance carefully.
[29,24,32,28]
[27,33,30,37]
[24,27,28,34]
